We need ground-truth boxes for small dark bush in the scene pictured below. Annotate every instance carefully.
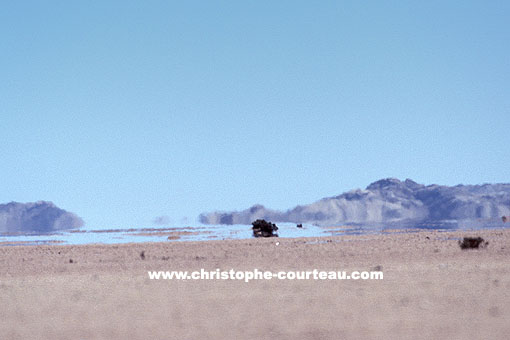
[459,237,488,250]
[252,219,278,238]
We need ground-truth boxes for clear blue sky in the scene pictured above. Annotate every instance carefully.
[1,1,509,228]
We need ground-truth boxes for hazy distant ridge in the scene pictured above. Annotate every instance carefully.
[199,178,510,226]
[0,201,84,234]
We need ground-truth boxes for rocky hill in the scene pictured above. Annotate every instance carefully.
[0,201,84,234]
[199,178,510,226]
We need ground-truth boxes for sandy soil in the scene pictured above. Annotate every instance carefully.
[1,229,509,339]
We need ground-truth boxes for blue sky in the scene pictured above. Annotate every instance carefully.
[1,1,509,228]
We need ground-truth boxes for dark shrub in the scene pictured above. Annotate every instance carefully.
[252,219,278,238]
[459,237,488,250]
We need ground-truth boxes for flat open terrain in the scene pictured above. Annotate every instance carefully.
[1,229,509,339]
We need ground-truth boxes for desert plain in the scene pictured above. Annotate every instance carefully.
[1,228,509,339]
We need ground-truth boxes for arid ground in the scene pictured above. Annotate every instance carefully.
[1,229,509,339]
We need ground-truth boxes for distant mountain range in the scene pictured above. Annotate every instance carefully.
[0,201,83,234]
[199,178,510,227]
